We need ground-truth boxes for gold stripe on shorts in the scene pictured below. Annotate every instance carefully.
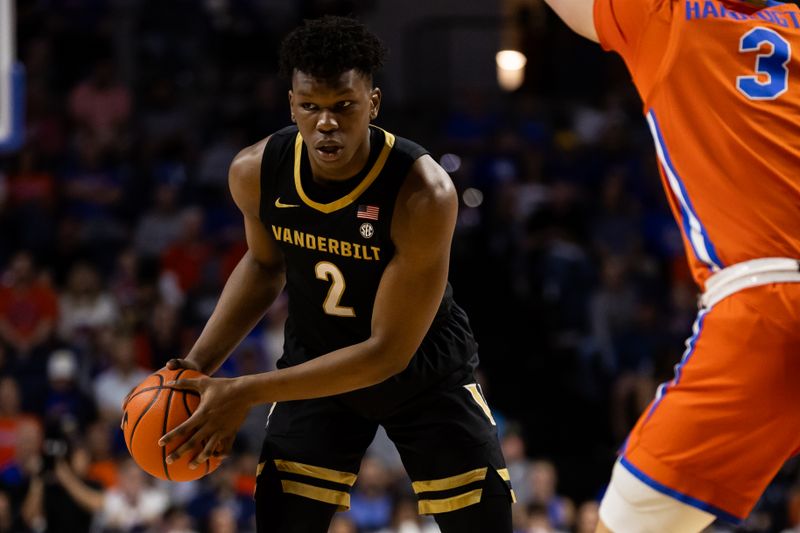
[274,459,358,486]
[496,468,517,502]
[418,488,483,515]
[280,480,351,510]
[411,467,488,494]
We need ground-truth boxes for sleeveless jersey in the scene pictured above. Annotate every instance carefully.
[594,0,800,288]
[259,125,479,415]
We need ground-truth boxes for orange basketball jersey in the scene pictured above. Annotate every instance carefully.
[594,0,800,287]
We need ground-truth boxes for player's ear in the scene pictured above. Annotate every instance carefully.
[288,90,296,122]
[369,87,381,121]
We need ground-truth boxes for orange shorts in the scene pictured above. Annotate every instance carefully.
[621,282,800,523]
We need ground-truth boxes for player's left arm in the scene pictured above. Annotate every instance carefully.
[544,0,599,43]
[160,155,459,467]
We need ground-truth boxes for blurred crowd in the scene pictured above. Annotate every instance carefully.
[1,0,799,532]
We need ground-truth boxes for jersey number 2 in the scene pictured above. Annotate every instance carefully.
[315,262,355,317]
[737,27,791,100]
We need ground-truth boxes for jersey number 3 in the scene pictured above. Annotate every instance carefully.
[737,27,791,100]
[315,262,355,317]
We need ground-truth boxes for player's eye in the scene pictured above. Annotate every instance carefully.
[300,103,318,111]
[336,101,353,111]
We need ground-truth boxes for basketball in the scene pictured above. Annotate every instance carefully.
[122,367,222,482]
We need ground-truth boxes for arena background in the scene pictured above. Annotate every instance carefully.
[0,0,797,532]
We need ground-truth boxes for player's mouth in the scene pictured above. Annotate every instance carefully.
[315,143,344,162]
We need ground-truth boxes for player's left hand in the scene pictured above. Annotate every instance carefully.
[158,375,251,469]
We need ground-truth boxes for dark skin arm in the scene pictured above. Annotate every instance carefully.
[159,153,459,470]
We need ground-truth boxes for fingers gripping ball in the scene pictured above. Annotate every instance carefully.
[122,367,222,481]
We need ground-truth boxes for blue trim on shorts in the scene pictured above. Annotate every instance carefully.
[619,456,743,525]
[643,309,709,423]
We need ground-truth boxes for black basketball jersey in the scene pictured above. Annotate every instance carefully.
[259,125,479,414]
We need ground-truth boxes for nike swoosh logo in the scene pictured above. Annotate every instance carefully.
[275,198,300,208]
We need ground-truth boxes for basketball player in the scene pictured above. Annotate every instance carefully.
[156,16,514,532]
[544,0,800,531]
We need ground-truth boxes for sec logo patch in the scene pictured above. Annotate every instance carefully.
[360,223,374,239]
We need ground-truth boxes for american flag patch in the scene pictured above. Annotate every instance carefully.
[357,205,379,220]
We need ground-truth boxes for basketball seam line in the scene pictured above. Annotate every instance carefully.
[128,374,164,453]
[161,368,187,481]
[126,385,199,406]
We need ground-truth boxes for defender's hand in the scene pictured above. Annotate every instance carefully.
[158,375,250,469]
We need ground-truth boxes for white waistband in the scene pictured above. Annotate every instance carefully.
[701,257,800,309]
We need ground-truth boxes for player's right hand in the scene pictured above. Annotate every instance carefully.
[165,358,203,372]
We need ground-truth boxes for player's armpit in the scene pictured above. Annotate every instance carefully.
[543,0,599,42]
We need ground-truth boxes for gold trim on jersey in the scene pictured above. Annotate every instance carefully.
[280,480,351,510]
[411,467,488,494]
[418,488,483,515]
[293,127,396,213]
[273,459,358,486]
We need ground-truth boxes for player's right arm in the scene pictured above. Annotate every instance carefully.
[544,0,599,42]
[171,137,286,376]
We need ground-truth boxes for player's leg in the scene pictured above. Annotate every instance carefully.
[599,284,800,531]
[383,372,514,533]
[431,467,514,532]
[596,461,714,533]
[254,398,377,533]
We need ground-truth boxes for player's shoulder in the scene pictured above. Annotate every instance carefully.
[390,132,429,163]
[399,150,457,221]
[229,125,299,216]
[228,136,270,217]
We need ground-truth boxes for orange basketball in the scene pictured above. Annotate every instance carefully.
[122,367,222,482]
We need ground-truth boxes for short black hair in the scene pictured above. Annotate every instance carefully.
[279,16,387,83]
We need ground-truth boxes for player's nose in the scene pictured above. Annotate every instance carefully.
[316,110,339,132]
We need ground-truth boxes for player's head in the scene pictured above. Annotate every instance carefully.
[280,16,387,178]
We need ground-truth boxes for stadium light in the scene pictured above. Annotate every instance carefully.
[495,49,527,92]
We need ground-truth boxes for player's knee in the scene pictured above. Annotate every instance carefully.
[598,461,715,533]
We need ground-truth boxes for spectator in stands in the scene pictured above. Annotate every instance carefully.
[574,500,600,533]
[84,421,118,489]
[158,505,198,533]
[376,496,440,533]
[0,377,40,470]
[349,456,394,531]
[329,514,358,533]
[525,502,565,533]
[58,261,118,350]
[60,137,127,258]
[5,147,56,255]
[0,490,23,532]
[525,460,574,531]
[0,251,58,358]
[186,461,255,532]
[68,58,132,152]
[93,331,150,424]
[21,442,103,533]
[0,419,43,515]
[501,422,533,504]
[134,181,183,260]
[160,207,213,295]
[95,458,169,532]
[207,505,240,533]
[41,349,97,435]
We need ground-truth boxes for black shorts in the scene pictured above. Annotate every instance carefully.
[255,370,515,516]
